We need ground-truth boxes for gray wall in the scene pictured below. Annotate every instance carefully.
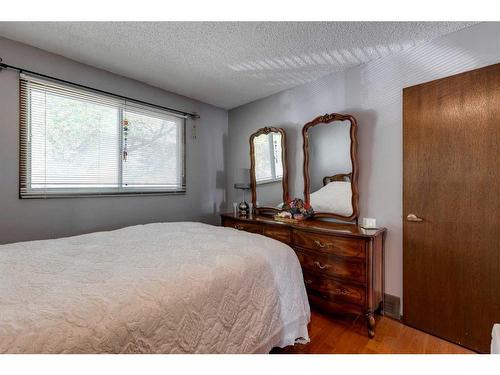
[0,37,228,244]
[227,22,500,301]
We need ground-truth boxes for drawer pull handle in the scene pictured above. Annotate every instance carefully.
[234,225,244,230]
[314,240,327,248]
[305,279,313,285]
[335,288,350,295]
[314,261,330,270]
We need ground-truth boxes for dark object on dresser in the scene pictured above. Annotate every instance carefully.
[221,212,386,338]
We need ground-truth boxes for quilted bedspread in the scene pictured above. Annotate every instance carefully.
[0,222,310,353]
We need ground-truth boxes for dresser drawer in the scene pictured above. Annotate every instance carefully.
[303,271,366,306]
[295,247,365,283]
[222,219,262,234]
[307,293,365,316]
[292,230,365,258]
[263,225,291,243]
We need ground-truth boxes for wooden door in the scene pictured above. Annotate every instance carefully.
[403,63,500,353]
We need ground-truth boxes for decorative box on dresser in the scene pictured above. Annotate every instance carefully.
[221,212,386,338]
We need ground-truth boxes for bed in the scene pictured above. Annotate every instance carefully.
[0,222,310,353]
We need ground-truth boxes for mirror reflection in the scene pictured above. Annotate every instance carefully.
[250,128,287,211]
[307,119,354,217]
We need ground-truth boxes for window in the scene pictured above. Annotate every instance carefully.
[19,74,185,198]
[254,133,283,184]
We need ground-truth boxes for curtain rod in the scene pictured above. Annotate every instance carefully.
[0,58,200,120]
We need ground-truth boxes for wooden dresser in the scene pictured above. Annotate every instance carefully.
[221,212,386,337]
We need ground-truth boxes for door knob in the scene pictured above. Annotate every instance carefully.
[406,213,423,222]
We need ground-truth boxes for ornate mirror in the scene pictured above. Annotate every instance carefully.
[250,127,288,214]
[302,113,359,222]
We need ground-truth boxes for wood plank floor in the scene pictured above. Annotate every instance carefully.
[272,309,474,354]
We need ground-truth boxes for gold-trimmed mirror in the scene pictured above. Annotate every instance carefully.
[250,127,288,214]
[302,113,359,222]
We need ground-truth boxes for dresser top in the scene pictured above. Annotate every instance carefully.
[221,212,386,239]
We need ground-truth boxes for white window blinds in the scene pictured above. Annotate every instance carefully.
[254,133,283,184]
[20,74,186,198]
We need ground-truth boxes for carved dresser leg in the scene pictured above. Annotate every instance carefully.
[367,312,376,338]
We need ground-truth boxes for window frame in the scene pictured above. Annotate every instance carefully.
[19,74,187,199]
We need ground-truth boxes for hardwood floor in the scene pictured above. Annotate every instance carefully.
[272,309,474,354]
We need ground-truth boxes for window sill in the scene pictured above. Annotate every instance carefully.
[256,178,282,186]
[19,190,187,199]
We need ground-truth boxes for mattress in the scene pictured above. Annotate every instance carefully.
[492,324,500,354]
[0,222,310,353]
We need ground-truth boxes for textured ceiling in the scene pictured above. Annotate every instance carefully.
[0,22,474,109]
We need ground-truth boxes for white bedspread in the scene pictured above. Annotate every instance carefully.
[0,222,310,353]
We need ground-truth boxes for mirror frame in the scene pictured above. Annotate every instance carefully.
[302,113,359,222]
[249,127,289,214]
